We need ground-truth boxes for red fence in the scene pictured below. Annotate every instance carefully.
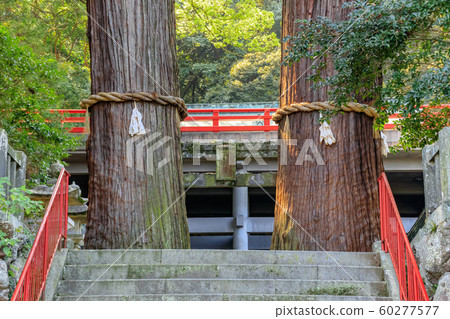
[378,173,429,301]
[51,108,279,133]
[182,108,278,132]
[50,105,448,134]
[11,169,70,301]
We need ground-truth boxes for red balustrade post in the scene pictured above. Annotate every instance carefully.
[264,109,270,132]
[42,222,48,300]
[59,179,63,249]
[382,188,385,249]
[25,270,30,300]
[213,110,219,132]
[64,174,69,247]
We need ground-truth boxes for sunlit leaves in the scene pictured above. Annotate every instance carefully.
[177,1,281,103]
[1,0,90,109]
[0,27,79,182]
[176,0,278,52]
[204,48,280,102]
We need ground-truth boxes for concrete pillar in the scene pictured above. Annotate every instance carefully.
[423,127,450,214]
[9,160,16,189]
[0,130,8,179]
[232,187,249,250]
[439,127,450,205]
[0,130,8,221]
[15,151,27,188]
[422,144,441,213]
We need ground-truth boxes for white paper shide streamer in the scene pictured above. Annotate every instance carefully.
[129,104,147,136]
[380,131,389,157]
[319,114,336,145]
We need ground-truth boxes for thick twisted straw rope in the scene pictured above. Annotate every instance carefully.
[272,101,378,123]
[79,91,188,121]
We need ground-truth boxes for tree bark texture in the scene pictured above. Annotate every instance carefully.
[84,0,190,249]
[271,0,384,252]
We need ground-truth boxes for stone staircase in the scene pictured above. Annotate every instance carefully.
[55,249,392,301]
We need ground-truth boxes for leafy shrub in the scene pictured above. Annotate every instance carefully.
[0,26,79,182]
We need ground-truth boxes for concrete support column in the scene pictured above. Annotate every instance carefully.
[0,130,8,221]
[423,144,441,213]
[438,127,450,204]
[232,187,249,250]
[15,151,27,188]
[0,130,8,179]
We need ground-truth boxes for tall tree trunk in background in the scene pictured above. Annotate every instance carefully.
[84,0,190,249]
[271,0,383,252]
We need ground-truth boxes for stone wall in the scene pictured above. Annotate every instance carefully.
[0,130,28,300]
[0,129,27,221]
[411,127,450,300]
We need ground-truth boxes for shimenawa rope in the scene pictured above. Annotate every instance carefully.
[79,91,188,120]
[272,101,387,154]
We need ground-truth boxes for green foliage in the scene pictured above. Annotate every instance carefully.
[0,231,17,258]
[176,0,281,103]
[429,221,438,234]
[283,0,450,150]
[0,26,80,181]
[3,0,282,105]
[8,265,18,278]
[176,0,278,52]
[396,107,450,150]
[1,0,90,109]
[0,177,41,258]
[0,177,44,220]
[204,48,280,102]
[177,35,242,103]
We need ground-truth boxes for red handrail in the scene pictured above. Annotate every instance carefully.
[11,169,70,301]
[378,172,429,301]
[49,105,448,134]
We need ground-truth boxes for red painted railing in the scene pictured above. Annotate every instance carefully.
[51,108,279,133]
[182,108,277,132]
[11,169,70,301]
[378,172,429,301]
[50,105,448,134]
[49,109,87,134]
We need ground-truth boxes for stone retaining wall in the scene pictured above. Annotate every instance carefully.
[412,127,450,300]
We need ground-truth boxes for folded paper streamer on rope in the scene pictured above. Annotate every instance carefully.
[380,131,389,157]
[80,91,187,134]
[129,105,147,136]
[319,121,336,145]
[273,101,381,148]
[79,91,189,121]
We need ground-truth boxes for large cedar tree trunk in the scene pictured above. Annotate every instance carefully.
[271,0,384,252]
[84,0,190,249]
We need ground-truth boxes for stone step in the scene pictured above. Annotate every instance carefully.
[58,278,388,297]
[63,264,384,282]
[66,249,379,267]
[57,294,392,301]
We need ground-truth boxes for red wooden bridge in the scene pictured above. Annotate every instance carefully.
[51,107,432,134]
[52,104,449,134]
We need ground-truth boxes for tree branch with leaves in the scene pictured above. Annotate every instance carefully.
[283,0,449,150]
